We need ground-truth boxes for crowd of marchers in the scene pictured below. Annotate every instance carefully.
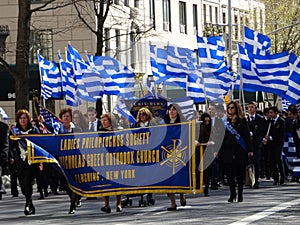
[0,100,300,216]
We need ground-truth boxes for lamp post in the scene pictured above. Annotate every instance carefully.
[0,25,9,58]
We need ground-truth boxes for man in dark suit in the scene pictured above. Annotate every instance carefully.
[247,102,265,188]
[288,107,300,158]
[0,120,9,199]
[264,106,285,185]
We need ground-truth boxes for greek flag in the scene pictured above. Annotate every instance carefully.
[0,107,8,120]
[67,44,99,102]
[58,51,80,106]
[186,69,205,103]
[38,53,62,100]
[112,98,136,125]
[197,35,225,68]
[283,53,300,104]
[196,36,234,102]
[169,97,195,121]
[244,26,271,56]
[237,44,290,96]
[86,54,135,98]
[143,75,157,98]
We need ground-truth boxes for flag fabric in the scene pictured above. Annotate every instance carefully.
[67,44,100,102]
[86,54,135,98]
[237,44,290,96]
[58,51,81,106]
[186,69,205,103]
[38,53,62,100]
[244,26,271,56]
[0,107,8,120]
[196,35,234,102]
[169,97,195,121]
[282,53,300,105]
[143,75,157,98]
[112,98,136,125]
[150,44,168,84]
[197,35,225,68]
[34,100,62,135]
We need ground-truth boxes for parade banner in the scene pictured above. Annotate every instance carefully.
[21,121,202,197]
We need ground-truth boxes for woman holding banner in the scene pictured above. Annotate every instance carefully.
[99,113,123,213]
[163,104,187,211]
[39,107,82,214]
[219,101,252,203]
[9,109,40,215]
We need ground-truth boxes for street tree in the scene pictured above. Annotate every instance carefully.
[263,0,300,55]
[0,0,72,111]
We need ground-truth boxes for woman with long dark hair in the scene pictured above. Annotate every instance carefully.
[219,101,253,203]
[9,109,40,215]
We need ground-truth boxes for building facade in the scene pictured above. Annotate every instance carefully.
[0,0,265,122]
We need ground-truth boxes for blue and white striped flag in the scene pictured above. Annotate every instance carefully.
[149,44,184,88]
[67,44,101,102]
[86,54,135,98]
[169,97,195,121]
[238,44,290,96]
[58,51,81,106]
[38,53,62,100]
[244,26,271,56]
[197,35,234,102]
[282,53,300,104]
[143,75,157,98]
[186,68,205,103]
[113,98,136,124]
[197,35,225,68]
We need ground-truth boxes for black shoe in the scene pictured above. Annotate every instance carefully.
[12,194,18,198]
[238,197,243,202]
[273,181,278,185]
[253,183,259,189]
[147,198,155,206]
[116,206,122,212]
[228,196,236,203]
[76,200,82,207]
[68,206,76,214]
[101,206,111,213]
[44,191,49,197]
[167,204,177,211]
[180,199,186,206]
[279,180,285,185]
[24,206,32,216]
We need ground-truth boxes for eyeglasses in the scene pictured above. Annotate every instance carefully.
[228,106,235,109]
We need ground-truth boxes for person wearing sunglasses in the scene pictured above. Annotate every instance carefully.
[218,101,253,203]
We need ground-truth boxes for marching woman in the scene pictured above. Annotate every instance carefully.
[9,109,40,215]
[39,107,82,214]
[218,101,253,203]
[163,104,187,210]
[99,113,122,213]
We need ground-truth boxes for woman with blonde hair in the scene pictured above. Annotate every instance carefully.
[135,107,154,127]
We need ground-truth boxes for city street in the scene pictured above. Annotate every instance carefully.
[1,179,300,225]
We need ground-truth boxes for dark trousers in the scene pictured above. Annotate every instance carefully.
[17,162,39,208]
[269,145,285,182]
[9,163,19,196]
[223,162,245,198]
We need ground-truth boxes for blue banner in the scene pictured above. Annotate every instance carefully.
[21,122,202,197]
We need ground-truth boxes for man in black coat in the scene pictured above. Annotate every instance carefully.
[264,106,285,185]
[247,102,265,188]
[0,120,9,199]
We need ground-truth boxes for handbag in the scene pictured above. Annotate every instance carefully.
[245,163,255,188]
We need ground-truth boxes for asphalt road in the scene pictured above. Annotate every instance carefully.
[1,179,300,225]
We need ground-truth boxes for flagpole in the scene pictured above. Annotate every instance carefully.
[37,50,46,107]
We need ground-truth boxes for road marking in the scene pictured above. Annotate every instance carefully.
[229,198,300,225]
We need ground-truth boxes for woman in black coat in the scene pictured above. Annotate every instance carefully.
[219,101,253,203]
[9,109,40,215]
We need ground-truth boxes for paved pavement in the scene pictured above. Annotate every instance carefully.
[1,179,300,224]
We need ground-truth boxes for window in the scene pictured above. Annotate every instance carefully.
[215,7,218,24]
[30,29,53,64]
[115,29,120,60]
[124,0,129,6]
[179,1,186,34]
[149,0,156,29]
[134,0,139,8]
[203,4,207,24]
[163,0,171,32]
[193,4,198,35]
[209,5,212,23]
[105,28,110,55]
